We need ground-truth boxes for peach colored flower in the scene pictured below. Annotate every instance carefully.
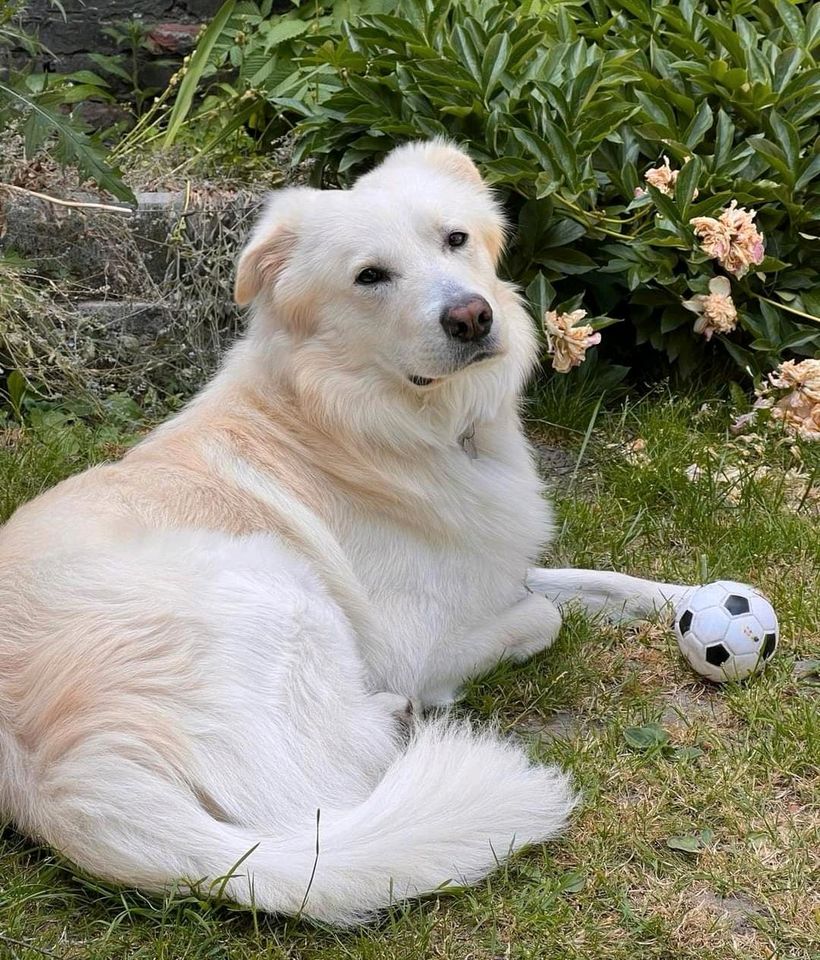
[767,359,820,441]
[689,200,765,278]
[733,359,820,441]
[634,156,698,199]
[682,276,738,340]
[645,156,678,195]
[543,308,601,373]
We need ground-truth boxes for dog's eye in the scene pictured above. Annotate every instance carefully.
[447,231,468,249]
[355,267,390,286]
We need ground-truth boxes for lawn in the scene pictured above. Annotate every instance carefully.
[0,391,818,960]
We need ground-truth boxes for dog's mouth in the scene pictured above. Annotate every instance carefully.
[408,350,497,388]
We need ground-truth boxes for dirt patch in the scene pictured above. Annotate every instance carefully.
[691,890,771,934]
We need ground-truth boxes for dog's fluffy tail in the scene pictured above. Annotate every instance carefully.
[36,720,575,924]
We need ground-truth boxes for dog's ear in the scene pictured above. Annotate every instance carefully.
[234,188,316,306]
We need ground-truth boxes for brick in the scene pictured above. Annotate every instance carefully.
[147,22,202,54]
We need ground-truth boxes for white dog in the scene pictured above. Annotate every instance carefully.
[0,141,689,924]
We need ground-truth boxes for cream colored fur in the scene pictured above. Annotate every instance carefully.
[0,141,689,924]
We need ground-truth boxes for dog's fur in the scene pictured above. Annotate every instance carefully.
[0,141,688,924]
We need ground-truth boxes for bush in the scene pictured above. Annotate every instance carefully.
[160,0,820,383]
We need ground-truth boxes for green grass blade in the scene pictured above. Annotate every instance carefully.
[163,0,237,147]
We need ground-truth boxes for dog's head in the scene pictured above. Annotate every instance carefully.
[235,141,537,421]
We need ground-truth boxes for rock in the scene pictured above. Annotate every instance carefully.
[74,101,135,132]
[73,299,174,336]
[15,1,292,71]
[147,23,202,54]
[0,188,264,292]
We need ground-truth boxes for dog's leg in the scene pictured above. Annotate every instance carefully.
[421,593,562,706]
[526,567,696,624]
[371,691,418,730]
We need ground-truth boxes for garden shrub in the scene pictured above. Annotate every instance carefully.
[159,0,820,382]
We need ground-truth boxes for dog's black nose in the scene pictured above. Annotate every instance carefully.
[440,296,493,342]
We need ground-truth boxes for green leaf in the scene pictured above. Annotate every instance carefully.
[525,271,555,320]
[773,0,804,44]
[481,33,511,98]
[559,870,586,894]
[675,155,702,217]
[748,137,793,181]
[262,18,308,51]
[5,370,28,417]
[795,151,820,191]
[540,219,587,248]
[65,69,110,88]
[683,100,712,149]
[808,4,820,48]
[769,111,800,168]
[542,116,577,185]
[773,47,803,94]
[538,247,596,274]
[697,14,745,63]
[666,834,704,854]
[713,108,735,168]
[452,23,483,83]
[623,723,670,750]
[480,156,535,185]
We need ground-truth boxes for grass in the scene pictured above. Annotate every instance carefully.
[0,390,818,960]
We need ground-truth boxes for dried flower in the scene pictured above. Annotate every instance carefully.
[682,276,738,340]
[690,200,765,278]
[767,359,820,441]
[645,155,678,196]
[543,308,601,373]
[732,359,820,441]
[634,156,698,200]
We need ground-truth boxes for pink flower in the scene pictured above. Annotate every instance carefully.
[543,308,601,373]
[690,201,765,278]
[682,276,738,340]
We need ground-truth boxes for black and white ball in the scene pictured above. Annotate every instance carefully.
[673,581,778,682]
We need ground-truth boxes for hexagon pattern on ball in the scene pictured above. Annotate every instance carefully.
[673,580,779,682]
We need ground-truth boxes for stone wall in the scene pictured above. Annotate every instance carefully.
[19,1,226,73]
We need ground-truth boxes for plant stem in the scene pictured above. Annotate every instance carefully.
[756,295,820,326]
[0,183,133,213]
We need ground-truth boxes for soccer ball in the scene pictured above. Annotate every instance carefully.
[673,581,778,682]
